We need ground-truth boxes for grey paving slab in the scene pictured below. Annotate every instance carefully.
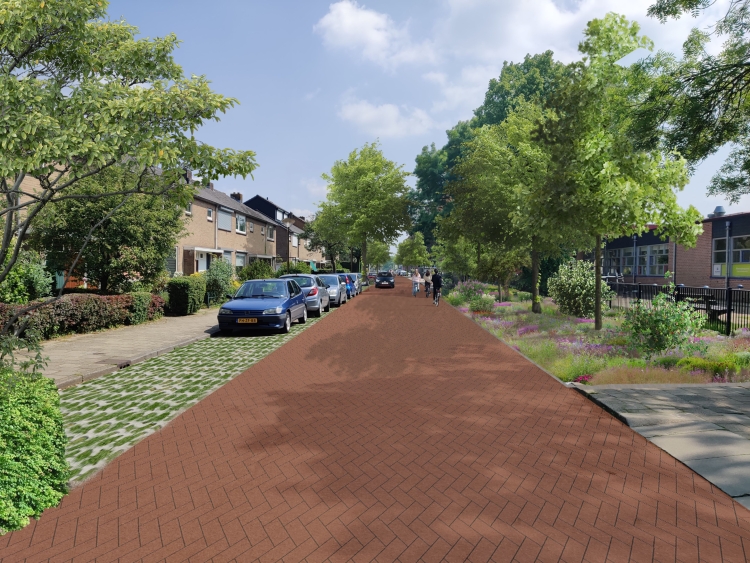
[635,421,723,438]
[650,430,750,460]
[682,456,750,497]
[620,411,696,428]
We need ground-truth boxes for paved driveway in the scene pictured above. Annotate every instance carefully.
[3,281,750,562]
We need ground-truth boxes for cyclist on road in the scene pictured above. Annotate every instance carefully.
[432,269,442,306]
[411,270,422,297]
[423,269,432,298]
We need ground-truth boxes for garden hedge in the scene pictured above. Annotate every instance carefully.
[0,293,165,340]
[0,371,69,534]
[167,275,206,316]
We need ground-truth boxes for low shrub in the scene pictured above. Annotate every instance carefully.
[205,260,234,300]
[276,262,312,276]
[456,280,487,302]
[0,371,69,534]
[515,291,532,302]
[623,284,704,358]
[469,295,495,313]
[0,250,52,305]
[734,351,750,367]
[128,292,152,325]
[166,275,206,316]
[677,356,738,376]
[547,260,614,318]
[652,356,680,369]
[237,260,274,282]
[445,291,464,306]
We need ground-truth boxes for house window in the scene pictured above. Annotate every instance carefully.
[207,208,213,221]
[223,250,232,264]
[713,238,727,276]
[714,236,750,277]
[292,234,298,248]
[637,244,668,276]
[236,253,246,268]
[267,226,275,241]
[605,248,621,275]
[185,202,192,215]
[248,221,254,233]
[622,247,634,276]
[260,226,265,236]
[276,210,283,221]
[236,215,246,234]
[218,209,232,231]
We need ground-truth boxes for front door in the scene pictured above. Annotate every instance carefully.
[197,252,207,272]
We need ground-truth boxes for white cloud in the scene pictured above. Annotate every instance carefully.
[304,88,321,101]
[301,178,328,198]
[291,207,317,220]
[313,0,436,69]
[338,98,436,137]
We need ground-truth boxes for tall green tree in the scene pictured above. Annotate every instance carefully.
[0,0,257,336]
[367,241,390,270]
[431,233,476,281]
[29,166,186,293]
[394,233,430,271]
[322,142,410,271]
[630,0,750,201]
[543,13,703,329]
[476,244,530,302]
[303,204,348,272]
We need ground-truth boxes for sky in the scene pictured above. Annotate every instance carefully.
[107,0,749,223]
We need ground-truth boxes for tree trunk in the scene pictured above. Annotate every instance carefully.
[349,247,353,272]
[595,234,602,330]
[531,247,541,314]
[100,272,109,295]
[361,240,367,276]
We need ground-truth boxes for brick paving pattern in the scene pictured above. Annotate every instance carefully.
[3,280,750,562]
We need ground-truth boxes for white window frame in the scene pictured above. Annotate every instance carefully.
[267,226,275,241]
[235,252,246,268]
[248,221,254,233]
[207,208,213,222]
[217,208,232,232]
[236,214,246,234]
[260,226,265,236]
[637,244,669,277]
[292,234,299,248]
[276,210,283,221]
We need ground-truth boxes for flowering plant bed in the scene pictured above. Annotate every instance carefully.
[452,294,750,385]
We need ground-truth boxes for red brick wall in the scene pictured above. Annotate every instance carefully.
[674,222,719,287]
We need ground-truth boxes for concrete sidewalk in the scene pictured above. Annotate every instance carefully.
[40,309,219,388]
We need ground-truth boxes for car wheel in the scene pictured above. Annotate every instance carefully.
[281,312,291,334]
[299,307,308,324]
[324,299,331,313]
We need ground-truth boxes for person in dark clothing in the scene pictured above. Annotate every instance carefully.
[432,269,442,306]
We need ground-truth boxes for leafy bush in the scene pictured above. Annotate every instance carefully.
[128,292,152,325]
[455,280,487,302]
[0,371,69,533]
[276,262,312,275]
[469,295,495,313]
[204,260,234,299]
[167,275,206,315]
[237,260,274,282]
[623,286,704,359]
[445,291,464,306]
[676,356,738,376]
[734,351,750,367]
[652,356,680,369]
[0,250,52,305]
[547,260,614,318]
[515,291,532,302]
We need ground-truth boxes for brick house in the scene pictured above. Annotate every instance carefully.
[174,184,278,275]
[604,208,750,288]
[244,195,326,269]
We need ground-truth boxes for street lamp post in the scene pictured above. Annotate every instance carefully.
[282,216,295,272]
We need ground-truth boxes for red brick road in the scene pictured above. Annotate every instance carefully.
[3,280,750,562]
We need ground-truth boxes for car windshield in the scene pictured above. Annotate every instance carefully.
[321,275,339,285]
[235,280,287,298]
[377,272,391,277]
[285,276,314,288]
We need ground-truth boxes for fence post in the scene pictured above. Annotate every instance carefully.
[726,287,733,335]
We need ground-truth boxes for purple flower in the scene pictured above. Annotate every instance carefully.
[573,375,593,383]
[575,318,594,324]
[458,307,469,313]
[517,325,539,336]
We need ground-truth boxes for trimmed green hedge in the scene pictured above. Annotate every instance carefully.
[0,371,69,534]
[237,260,274,282]
[128,291,152,325]
[276,262,312,276]
[167,275,206,315]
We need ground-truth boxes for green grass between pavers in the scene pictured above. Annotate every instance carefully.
[61,311,331,483]
[451,297,750,386]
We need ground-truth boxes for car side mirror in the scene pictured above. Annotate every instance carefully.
[325,284,330,288]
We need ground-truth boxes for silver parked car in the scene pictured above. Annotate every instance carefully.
[349,273,363,293]
[319,274,347,306]
[279,274,330,317]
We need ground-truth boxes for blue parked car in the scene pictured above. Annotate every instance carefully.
[217,279,307,335]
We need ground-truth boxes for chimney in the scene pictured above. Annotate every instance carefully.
[208,182,214,190]
[230,192,242,202]
[713,205,726,217]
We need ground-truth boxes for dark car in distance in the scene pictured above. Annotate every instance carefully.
[375,271,395,288]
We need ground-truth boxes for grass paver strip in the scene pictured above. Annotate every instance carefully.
[61,311,330,483]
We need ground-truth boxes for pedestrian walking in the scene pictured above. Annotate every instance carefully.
[423,269,432,298]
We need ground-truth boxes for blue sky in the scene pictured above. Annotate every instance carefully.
[108,0,748,222]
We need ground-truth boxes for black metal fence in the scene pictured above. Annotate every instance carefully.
[606,282,750,335]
